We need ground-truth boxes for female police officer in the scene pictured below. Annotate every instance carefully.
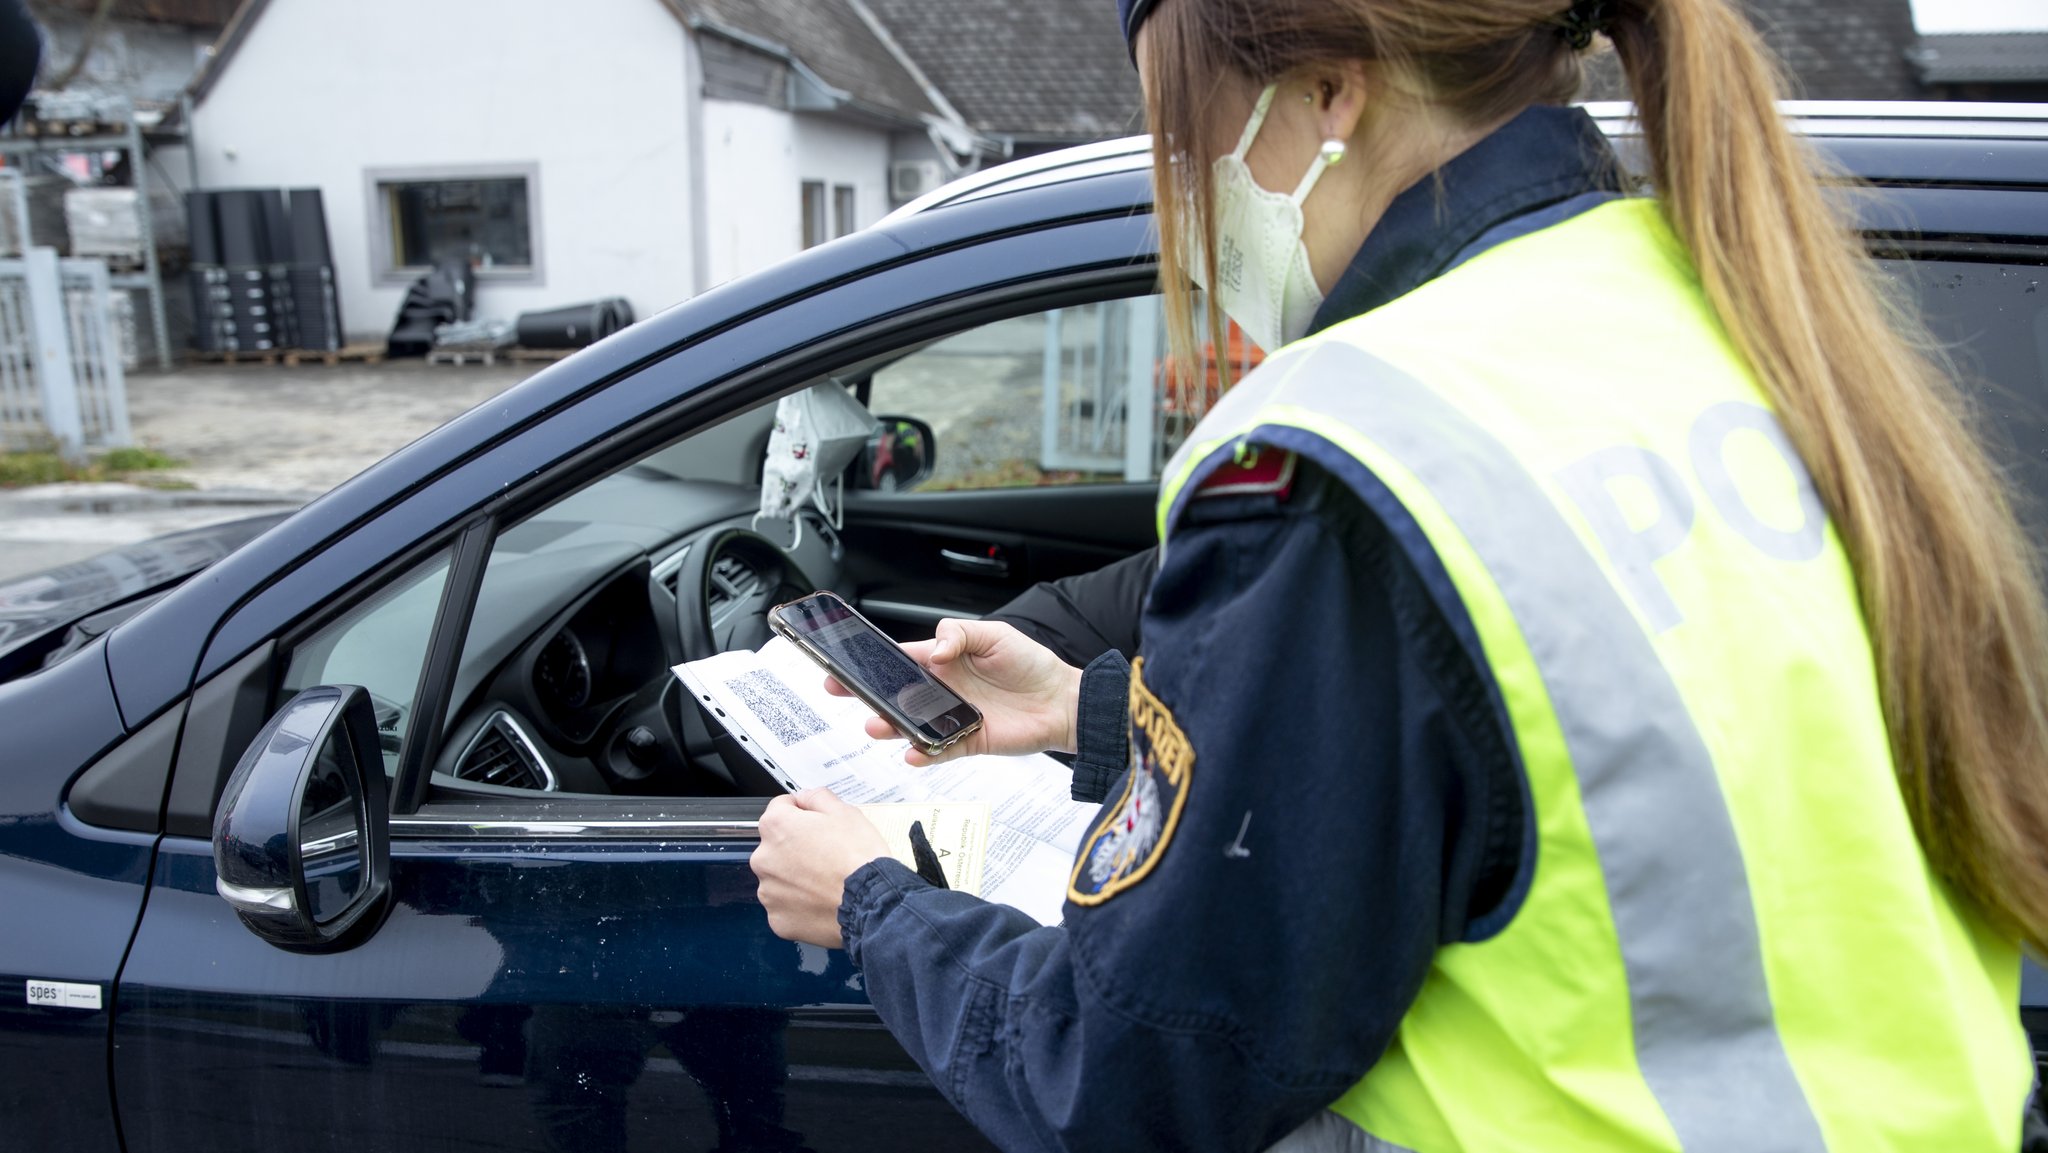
[751,0,2048,1147]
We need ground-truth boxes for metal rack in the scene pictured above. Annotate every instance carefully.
[0,103,177,371]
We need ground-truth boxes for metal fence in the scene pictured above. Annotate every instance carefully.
[1038,296,1256,482]
[0,247,132,455]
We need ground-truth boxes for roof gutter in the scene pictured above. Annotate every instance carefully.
[682,15,854,110]
[839,0,996,172]
[170,0,268,122]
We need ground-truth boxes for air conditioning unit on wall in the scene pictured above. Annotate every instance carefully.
[890,160,948,202]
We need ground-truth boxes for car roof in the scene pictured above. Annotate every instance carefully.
[883,100,2048,223]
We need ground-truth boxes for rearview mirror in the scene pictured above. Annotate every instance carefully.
[212,685,392,953]
[855,415,935,492]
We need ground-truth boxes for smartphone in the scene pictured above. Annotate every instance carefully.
[767,591,983,757]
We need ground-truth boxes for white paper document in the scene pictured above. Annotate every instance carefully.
[676,637,1097,925]
[857,801,991,896]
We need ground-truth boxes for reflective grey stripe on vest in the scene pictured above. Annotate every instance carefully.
[1170,342,1826,1152]
[1266,1111,1418,1153]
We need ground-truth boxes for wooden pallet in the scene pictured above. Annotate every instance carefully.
[282,343,386,367]
[506,346,575,363]
[192,342,387,367]
[425,347,507,367]
[190,347,283,366]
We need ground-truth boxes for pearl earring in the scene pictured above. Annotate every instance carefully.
[1320,137,1346,166]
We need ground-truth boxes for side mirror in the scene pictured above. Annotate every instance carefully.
[855,415,935,492]
[212,685,392,953]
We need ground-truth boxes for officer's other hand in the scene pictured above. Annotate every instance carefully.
[752,788,889,948]
[823,619,1082,766]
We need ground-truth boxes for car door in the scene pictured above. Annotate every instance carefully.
[105,200,1159,1152]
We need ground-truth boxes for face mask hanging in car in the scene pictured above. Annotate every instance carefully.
[756,382,879,549]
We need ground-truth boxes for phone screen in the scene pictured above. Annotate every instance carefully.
[774,594,978,741]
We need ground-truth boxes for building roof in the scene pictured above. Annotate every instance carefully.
[1579,0,1921,101]
[1909,33,2048,85]
[186,0,944,126]
[863,0,1141,144]
[678,0,940,122]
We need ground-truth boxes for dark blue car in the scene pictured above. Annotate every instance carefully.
[4,103,2048,1151]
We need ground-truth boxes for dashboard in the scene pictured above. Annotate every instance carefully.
[427,470,851,800]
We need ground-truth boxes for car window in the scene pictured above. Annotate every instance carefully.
[280,551,453,777]
[1879,257,2048,531]
[864,295,1255,491]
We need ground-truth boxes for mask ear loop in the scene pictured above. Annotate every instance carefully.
[751,511,804,551]
[811,472,845,532]
[1232,85,1279,159]
[1289,144,1333,205]
[1235,84,1333,206]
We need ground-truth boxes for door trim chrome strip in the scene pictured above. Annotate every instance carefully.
[390,815,762,841]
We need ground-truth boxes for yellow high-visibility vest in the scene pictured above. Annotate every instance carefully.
[1160,198,2028,1151]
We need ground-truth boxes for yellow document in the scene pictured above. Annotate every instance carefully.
[858,801,992,897]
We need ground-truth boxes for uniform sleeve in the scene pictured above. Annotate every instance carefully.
[986,547,1157,667]
[839,461,1513,1153]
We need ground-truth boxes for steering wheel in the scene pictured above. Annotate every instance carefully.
[671,528,817,794]
[674,527,810,662]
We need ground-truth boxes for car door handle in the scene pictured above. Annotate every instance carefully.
[940,547,1010,577]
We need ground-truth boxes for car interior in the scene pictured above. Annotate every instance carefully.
[274,291,1179,807]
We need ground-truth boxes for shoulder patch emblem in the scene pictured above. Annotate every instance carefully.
[1193,446,1295,500]
[1068,658,1193,906]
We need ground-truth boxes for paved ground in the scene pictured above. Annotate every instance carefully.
[128,359,537,493]
[0,360,538,581]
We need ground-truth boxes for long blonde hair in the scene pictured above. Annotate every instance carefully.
[1145,0,2048,952]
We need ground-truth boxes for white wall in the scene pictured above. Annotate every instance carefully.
[699,101,891,289]
[701,99,798,289]
[793,116,890,234]
[190,0,695,340]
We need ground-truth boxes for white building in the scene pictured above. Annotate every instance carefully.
[181,0,997,340]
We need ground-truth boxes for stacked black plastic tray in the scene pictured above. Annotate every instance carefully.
[186,187,342,353]
[286,190,342,351]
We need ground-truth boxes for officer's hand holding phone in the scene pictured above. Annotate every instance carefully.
[822,618,1085,766]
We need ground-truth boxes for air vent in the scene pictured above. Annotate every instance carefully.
[706,553,759,617]
[454,713,557,791]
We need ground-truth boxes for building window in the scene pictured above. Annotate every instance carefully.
[833,184,856,238]
[801,181,828,249]
[365,163,542,284]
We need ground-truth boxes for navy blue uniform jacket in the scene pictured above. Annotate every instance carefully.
[839,106,1624,1153]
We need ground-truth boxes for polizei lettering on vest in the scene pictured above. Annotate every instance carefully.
[1554,400,1826,633]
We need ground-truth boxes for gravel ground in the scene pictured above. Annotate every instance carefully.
[126,359,541,493]
[0,359,540,582]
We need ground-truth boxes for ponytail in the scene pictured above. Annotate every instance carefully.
[1610,0,2048,951]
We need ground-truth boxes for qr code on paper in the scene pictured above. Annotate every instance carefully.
[725,670,829,745]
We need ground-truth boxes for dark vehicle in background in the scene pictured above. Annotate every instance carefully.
[3,102,2047,1151]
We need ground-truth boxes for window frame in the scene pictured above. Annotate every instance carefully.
[801,180,828,249]
[832,183,856,239]
[364,162,545,286]
[376,268,1159,826]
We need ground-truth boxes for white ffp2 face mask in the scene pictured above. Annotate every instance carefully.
[1184,85,1332,354]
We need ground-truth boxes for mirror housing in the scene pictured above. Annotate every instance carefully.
[855,415,935,492]
[212,685,392,953]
